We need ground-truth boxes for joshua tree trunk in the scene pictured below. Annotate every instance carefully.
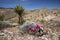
[18,15,24,25]
[18,16,21,24]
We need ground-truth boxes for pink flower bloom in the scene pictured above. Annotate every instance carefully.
[35,23,41,28]
[28,26,35,31]
[31,27,35,31]
[29,26,32,30]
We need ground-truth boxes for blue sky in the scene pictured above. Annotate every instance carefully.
[0,0,60,10]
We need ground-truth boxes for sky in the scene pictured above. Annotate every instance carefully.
[0,0,60,10]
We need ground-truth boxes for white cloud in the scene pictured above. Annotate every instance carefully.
[20,0,27,1]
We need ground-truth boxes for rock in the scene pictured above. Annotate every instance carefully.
[0,30,14,40]
[0,29,59,40]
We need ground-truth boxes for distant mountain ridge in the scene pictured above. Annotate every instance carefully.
[0,7,14,9]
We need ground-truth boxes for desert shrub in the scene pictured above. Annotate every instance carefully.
[50,19,53,21]
[30,16,32,17]
[0,21,12,26]
[44,14,48,17]
[39,19,44,24]
[54,13,57,16]
[41,13,43,16]
[48,20,60,26]
[35,16,37,18]
[36,19,40,23]
[53,21,60,26]
[0,15,4,21]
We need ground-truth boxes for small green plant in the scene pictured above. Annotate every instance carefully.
[50,19,53,21]
[39,20,44,24]
[45,14,47,17]
[52,20,60,26]
[49,19,60,26]
[0,15,4,21]
[35,16,37,18]
[30,16,32,17]
[36,19,39,22]
[41,14,44,18]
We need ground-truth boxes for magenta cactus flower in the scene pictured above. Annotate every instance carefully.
[29,26,32,30]
[28,23,41,32]
[28,26,35,31]
[35,23,41,28]
[31,27,35,31]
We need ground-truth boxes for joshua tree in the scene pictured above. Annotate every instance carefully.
[14,4,24,24]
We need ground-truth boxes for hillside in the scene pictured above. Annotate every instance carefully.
[0,8,17,20]
[0,8,60,26]
[0,8,60,20]
[0,8,60,40]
